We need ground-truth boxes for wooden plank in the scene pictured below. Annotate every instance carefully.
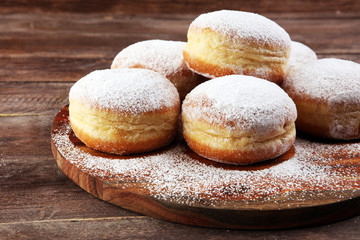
[0,113,139,224]
[0,13,359,57]
[0,0,360,14]
[0,14,359,84]
[0,169,140,223]
[0,215,359,239]
[0,82,71,113]
[0,56,111,82]
[0,13,189,58]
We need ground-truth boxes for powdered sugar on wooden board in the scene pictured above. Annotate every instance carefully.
[284,58,360,102]
[183,76,297,136]
[52,115,360,205]
[189,10,291,49]
[69,68,179,113]
[111,40,186,76]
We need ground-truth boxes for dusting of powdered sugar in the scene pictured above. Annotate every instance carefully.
[286,41,317,71]
[69,68,179,113]
[189,10,291,49]
[111,40,187,77]
[182,75,297,136]
[284,58,360,102]
[52,119,360,205]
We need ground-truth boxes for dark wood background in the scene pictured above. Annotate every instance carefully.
[1,0,359,239]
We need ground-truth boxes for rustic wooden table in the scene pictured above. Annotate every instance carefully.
[1,1,360,239]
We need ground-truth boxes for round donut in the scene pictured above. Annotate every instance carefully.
[111,39,206,100]
[286,41,317,71]
[181,75,297,165]
[69,68,180,155]
[282,58,360,140]
[183,10,292,84]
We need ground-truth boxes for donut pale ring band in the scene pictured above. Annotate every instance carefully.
[182,75,297,165]
[69,68,180,155]
[283,58,360,140]
[183,10,292,84]
[111,40,206,100]
[286,41,317,71]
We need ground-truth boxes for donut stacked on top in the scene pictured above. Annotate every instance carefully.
[183,10,292,84]
[68,9,360,166]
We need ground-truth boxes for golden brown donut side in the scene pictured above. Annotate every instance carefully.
[69,99,180,155]
[182,116,296,165]
[183,28,290,84]
[181,94,296,165]
[283,57,360,140]
[283,88,360,140]
[183,50,286,85]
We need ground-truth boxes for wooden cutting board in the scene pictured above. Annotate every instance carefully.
[51,106,360,229]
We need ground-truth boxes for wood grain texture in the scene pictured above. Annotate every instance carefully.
[50,106,360,229]
[1,13,359,57]
[0,13,359,85]
[0,82,71,114]
[1,216,360,240]
[0,113,139,225]
[1,0,360,14]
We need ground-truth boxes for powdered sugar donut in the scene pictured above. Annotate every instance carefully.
[111,40,206,100]
[183,10,292,84]
[286,41,317,71]
[182,75,297,165]
[283,58,360,140]
[69,68,180,155]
